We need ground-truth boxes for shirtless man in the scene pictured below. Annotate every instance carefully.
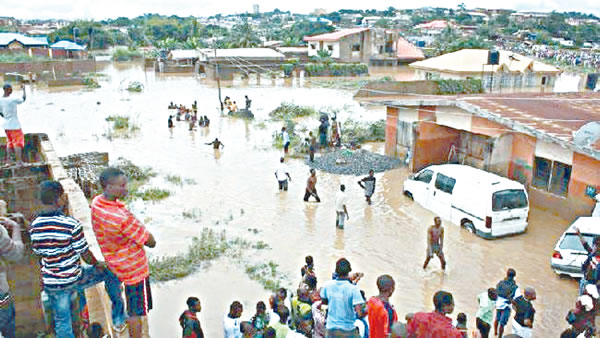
[423,217,446,270]
[303,169,320,202]
[206,138,224,149]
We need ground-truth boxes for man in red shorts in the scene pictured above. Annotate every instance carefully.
[0,83,26,165]
[91,167,156,338]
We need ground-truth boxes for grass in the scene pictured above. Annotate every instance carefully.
[182,208,202,221]
[112,47,142,61]
[165,174,183,186]
[132,187,170,201]
[269,102,317,120]
[126,81,144,92]
[252,241,270,250]
[149,228,251,282]
[105,115,140,139]
[244,261,287,291]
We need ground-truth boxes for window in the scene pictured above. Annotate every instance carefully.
[492,189,528,211]
[434,173,456,194]
[327,45,334,51]
[352,44,361,52]
[310,44,316,50]
[559,233,593,251]
[541,76,547,85]
[415,169,433,183]
[532,157,572,196]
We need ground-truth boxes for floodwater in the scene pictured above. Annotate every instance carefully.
[8,63,578,337]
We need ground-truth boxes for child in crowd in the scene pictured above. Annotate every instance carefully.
[456,312,468,337]
[252,301,269,337]
[179,297,204,338]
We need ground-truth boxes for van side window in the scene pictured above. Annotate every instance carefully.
[415,170,433,183]
[434,173,456,194]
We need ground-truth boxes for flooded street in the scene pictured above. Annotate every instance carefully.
[10,63,578,336]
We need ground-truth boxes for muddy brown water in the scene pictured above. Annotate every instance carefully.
[7,63,579,336]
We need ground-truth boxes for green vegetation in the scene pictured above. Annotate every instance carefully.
[113,157,157,202]
[182,208,202,220]
[244,261,287,291]
[112,47,142,61]
[106,115,139,134]
[304,63,369,77]
[269,102,317,120]
[165,174,183,185]
[126,81,144,92]
[83,76,100,88]
[342,120,386,143]
[149,228,240,282]
[435,78,483,94]
[131,187,171,201]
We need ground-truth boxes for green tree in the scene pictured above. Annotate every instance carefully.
[226,22,260,48]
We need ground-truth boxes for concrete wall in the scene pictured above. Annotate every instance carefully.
[385,107,399,156]
[413,69,557,90]
[354,80,438,98]
[0,59,96,75]
[412,119,461,171]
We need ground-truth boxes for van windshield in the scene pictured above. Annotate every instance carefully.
[559,233,594,251]
[492,189,528,211]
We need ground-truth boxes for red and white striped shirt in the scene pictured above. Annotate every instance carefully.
[91,195,150,285]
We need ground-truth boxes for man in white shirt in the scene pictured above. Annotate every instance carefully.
[224,301,243,338]
[335,185,349,229]
[274,157,292,191]
[0,83,26,165]
[282,127,290,154]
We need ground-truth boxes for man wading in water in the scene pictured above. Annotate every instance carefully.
[303,169,320,202]
[358,169,376,205]
[423,217,446,270]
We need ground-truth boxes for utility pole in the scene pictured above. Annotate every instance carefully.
[215,46,223,113]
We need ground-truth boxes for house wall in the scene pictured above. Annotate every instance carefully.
[385,107,399,156]
[412,121,461,171]
[569,153,600,216]
[0,59,95,75]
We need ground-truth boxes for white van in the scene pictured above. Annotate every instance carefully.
[551,217,600,278]
[403,164,530,239]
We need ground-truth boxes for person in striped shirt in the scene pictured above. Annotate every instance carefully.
[29,180,126,338]
[91,167,156,338]
[0,200,24,338]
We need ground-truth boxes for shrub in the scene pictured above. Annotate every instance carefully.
[269,102,317,120]
[435,78,483,94]
[112,47,142,61]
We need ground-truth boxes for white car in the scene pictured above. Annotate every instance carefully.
[551,217,600,278]
[403,164,529,239]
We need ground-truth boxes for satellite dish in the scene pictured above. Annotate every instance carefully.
[573,121,600,147]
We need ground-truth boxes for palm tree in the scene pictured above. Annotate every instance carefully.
[182,37,204,49]
[227,22,260,48]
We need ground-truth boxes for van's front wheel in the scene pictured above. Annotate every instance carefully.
[462,221,475,234]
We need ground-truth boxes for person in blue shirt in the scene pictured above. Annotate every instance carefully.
[320,258,366,337]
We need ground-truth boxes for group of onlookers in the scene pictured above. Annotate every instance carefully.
[0,168,157,338]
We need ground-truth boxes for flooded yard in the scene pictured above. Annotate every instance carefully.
[8,63,579,336]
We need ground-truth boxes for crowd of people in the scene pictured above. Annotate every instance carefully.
[168,101,210,131]
[497,40,600,70]
[224,95,252,114]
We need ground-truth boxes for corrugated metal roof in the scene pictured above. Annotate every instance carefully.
[414,20,449,29]
[168,49,200,60]
[51,40,86,50]
[409,49,560,74]
[304,28,370,42]
[0,33,48,47]
[396,38,425,61]
[201,48,285,59]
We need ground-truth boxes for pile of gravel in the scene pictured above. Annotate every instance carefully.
[307,149,402,176]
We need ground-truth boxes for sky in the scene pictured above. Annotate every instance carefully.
[2,0,599,20]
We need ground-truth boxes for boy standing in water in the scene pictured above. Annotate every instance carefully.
[358,169,376,205]
[423,217,446,270]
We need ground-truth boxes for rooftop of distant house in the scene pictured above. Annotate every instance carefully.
[303,27,370,42]
[414,20,450,30]
[0,32,48,47]
[50,40,86,51]
[409,49,560,74]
